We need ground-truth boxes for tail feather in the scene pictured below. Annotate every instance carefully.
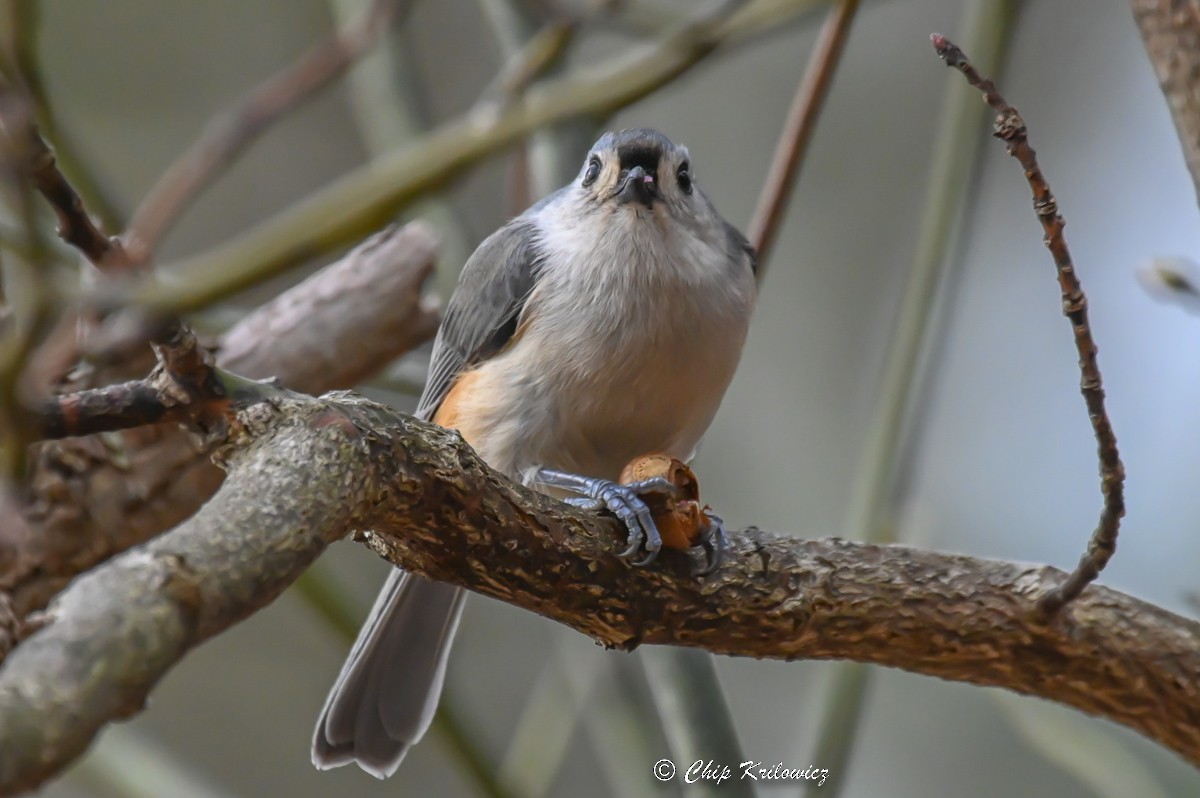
[312,570,466,779]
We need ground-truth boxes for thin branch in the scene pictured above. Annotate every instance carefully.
[494,20,579,106]
[496,636,602,797]
[3,223,440,621]
[108,0,819,317]
[747,0,858,278]
[0,86,54,479]
[0,390,1196,794]
[932,34,1126,614]
[34,380,181,439]
[0,70,123,271]
[0,121,130,397]
[641,648,753,798]
[1,0,124,231]
[326,0,476,283]
[122,0,412,267]
[802,663,869,798]
[478,0,585,206]
[8,120,230,436]
[19,126,126,270]
[809,6,1019,794]
[31,321,257,442]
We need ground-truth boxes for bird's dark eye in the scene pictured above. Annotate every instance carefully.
[677,162,692,194]
[583,157,601,187]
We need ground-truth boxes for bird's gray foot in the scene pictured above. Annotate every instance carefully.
[534,468,669,565]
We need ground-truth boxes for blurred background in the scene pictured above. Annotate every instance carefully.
[7,0,1200,795]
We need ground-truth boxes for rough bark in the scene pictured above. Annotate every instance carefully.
[0,222,438,620]
[1,390,1196,794]
[216,222,439,391]
[0,396,367,795]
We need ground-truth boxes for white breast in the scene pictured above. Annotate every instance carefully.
[465,200,755,484]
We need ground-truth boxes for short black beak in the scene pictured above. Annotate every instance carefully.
[618,165,657,206]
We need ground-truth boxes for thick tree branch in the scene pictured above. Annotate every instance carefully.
[216,222,439,393]
[0,390,1196,795]
[0,392,354,795]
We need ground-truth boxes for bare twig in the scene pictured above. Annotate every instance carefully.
[9,123,226,420]
[494,21,579,106]
[35,380,182,439]
[0,390,1197,794]
[32,322,247,440]
[478,0,584,207]
[122,0,412,266]
[747,0,858,278]
[3,224,440,620]
[1,0,124,231]
[326,0,475,287]
[18,126,126,270]
[113,0,818,317]
[808,7,1019,796]
[0,86,54,479]
[0,121,131,397]
[932,34,1125,613]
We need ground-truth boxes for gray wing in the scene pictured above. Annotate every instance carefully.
[415,216,545,421]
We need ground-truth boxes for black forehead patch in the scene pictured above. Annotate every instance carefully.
[593,128,678,172]
[619,143,661,173]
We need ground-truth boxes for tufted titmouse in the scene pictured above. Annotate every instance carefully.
[311,128,757,778]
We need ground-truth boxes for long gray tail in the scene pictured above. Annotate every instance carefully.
[312,570,466,779]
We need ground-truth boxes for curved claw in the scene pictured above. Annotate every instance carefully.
[619,529,645,559]
[633,546,661,567]
[696,539,721,576]
[695,513,728,576]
